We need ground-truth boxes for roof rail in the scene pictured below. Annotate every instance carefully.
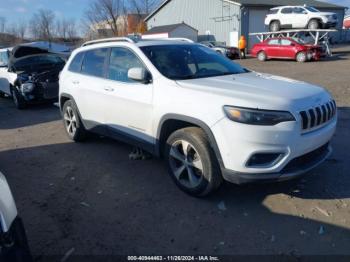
[81,37,135,47]
[141,37,194,43]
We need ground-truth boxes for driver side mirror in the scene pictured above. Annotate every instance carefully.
[128,67,152,84]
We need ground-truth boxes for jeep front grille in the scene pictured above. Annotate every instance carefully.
[299,100,336,132]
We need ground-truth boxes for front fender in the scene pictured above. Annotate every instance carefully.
[0,172,18,233]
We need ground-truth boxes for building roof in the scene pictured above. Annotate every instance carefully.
[143,22,198,35]
[145,0,346,21]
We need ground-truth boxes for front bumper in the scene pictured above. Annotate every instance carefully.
[323,21,338,28]
[21,82,59,103]
[211,115,337,184]
[222,143,331,184]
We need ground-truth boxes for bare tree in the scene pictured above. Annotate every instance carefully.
[85,0,126,37]
[17,20,27,40]
[130,0,160,15]
[0,17,6,33]
[30,9,56,41]
[56,18,70,39]
[66,19,77,40]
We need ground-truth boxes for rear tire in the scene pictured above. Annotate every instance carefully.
[296,52,307,63]
[165,127,223,197]
[11,88,26,109]
[62,100,87,142]
[269,21,280,32]
[257,51,267,61]
[308,19,320,30]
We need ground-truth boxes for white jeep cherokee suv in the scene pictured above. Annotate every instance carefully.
[59,38,337,196]
[265,6,338,32]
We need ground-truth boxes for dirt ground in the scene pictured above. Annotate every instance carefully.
[0,45,350,261]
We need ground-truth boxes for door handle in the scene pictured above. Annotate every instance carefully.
[72,80,79,85]
[104,87,114,92]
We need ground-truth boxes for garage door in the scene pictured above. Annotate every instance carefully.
[248,8,269,49]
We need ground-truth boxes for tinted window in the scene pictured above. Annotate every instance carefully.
[305,6,319,13]
[268,39,280,45]
[281,39,292,46]
[268,9,278,14]
[281,8,292,14]
[141,44,248,80]
[108,48,146,83]
[69,52,85,73]
[81,48,108,77]
[293,7,305,14]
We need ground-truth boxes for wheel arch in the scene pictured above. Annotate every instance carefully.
[156,114,224,168]
[307,18,322,26]
[59,93,86,129]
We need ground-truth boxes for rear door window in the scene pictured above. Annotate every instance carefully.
[268,39,280,45]
[81,48,109,78]
[281,39,292,46]
[281,8,293,14]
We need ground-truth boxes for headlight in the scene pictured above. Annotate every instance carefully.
[224,106,296,126]
[326,15,333,19]
[21,83,34,93]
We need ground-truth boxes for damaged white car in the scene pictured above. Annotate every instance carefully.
[0,45,65,109]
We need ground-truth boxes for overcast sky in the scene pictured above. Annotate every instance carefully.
[0,0,349,25]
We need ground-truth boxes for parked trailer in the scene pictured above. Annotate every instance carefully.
[250,29,337,56]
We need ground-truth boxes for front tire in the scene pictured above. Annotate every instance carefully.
[11,88,26,109]
[296,52,307,63]
[165,127,223,197]
[308,19,320,30]
[62,100,87,142]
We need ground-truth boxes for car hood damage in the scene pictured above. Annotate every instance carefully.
[8,45,49,69]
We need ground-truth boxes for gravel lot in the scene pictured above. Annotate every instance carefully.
[0,46,350,260]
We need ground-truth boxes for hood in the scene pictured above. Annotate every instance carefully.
[8,45,49,70]
[176,72,329,110]
[317,12,336,16]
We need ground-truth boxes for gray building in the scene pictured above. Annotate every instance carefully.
[142,22,198,42]
[145,0,346,48]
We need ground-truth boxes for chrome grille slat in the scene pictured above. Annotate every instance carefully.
[299,100,336,132]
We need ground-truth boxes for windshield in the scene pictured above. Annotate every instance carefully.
[140,44,248,80]
[305,6,320,13]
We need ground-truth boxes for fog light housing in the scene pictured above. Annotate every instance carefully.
[246,153,284,168]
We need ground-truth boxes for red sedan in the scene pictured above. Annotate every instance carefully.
[251,38,322,62]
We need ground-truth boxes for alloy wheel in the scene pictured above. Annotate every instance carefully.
[64,106,77,136]
[169,140,204,189]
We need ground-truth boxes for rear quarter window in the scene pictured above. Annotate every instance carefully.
[268,9,279,15]
[69,52,85,73]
